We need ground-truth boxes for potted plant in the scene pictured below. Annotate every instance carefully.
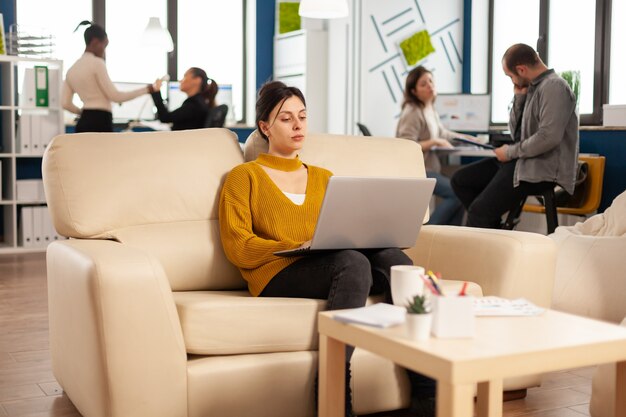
[405,294,432,340]
[559,70,580,108]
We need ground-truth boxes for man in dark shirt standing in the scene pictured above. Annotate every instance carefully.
[451,43,579,229]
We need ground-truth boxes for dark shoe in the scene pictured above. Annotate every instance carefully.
[409,396,435,417]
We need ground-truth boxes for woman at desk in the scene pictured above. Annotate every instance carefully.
[396,66,475,226]
[219,81,436,417]
[62,21,152,133]
[150,68,217,131]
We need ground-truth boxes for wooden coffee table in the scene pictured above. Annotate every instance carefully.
[318,309,626,417]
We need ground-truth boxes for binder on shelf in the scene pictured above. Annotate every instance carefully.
[32,205,44,246]
[47,68,60,107]
[20,206,34,247]
[20,68,36,107]
[36,112,61,153]
[30,116,41,154]
[43,206,59,242]
[0,159,3,200]
[17,114,32,154]
[35,66,49,107]
[16,179,43,201]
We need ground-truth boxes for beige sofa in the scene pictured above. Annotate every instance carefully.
[549,191,626,417]
[43,128,557,417]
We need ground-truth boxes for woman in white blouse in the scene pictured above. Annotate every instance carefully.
[396,66,475,226]
[62,21,152,133]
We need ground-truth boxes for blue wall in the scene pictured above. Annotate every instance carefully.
[0,0,15,27]
[256,0,275,90]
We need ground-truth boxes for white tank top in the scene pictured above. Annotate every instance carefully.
[282,191,305,205]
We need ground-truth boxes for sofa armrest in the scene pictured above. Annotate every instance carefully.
[551,231,626,323]
[47,239,187,417]
[405,225,557,308]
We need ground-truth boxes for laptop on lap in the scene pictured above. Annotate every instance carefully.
[274,176,436,257]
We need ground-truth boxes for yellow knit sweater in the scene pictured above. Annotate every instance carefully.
[219,153,333,296]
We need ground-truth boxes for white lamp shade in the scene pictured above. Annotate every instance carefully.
[141,17,174,52]
[299,0,349,19]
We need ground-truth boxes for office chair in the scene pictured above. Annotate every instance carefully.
[205,104,229,128]
[502,155,605,235]
[356,122,372,136]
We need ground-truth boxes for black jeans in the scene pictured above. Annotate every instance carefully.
[260,248,436,399]
[451,158,555,229]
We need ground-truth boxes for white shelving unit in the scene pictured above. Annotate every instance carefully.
[274,29,328,133]
[0,55,64,254]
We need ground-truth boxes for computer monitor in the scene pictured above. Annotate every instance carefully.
[434,94,491,133]
[111,82,156,123]
[167,82,233,122]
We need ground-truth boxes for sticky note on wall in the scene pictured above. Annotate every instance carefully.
[399,30,435,67]
[279,2,301,34]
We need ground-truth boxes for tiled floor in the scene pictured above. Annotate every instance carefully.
[0,253,592,417]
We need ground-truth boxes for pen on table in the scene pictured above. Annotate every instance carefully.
[426,271,443,295]
[420,274,439,295]
[427,270,443,292]
[459,281,468,296]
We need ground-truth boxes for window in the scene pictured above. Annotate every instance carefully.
[177,0,244,121]
[610,0,626,104]
[548,0,596,114]
[470,0,489,95]
[15,0,92,77]
[487,0,617,124]
[490,0,540,123]
[105,0,167,83]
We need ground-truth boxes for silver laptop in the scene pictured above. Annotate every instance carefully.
[274,176,436,257]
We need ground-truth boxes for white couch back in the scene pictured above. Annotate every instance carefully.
[43,128,426,291]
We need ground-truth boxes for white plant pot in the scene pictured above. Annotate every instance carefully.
[406,313,432,341]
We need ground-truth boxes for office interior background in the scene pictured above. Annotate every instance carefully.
[1,0,624,214]
[0,1,625,417]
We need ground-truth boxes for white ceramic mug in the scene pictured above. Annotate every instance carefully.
[390,265,425,307]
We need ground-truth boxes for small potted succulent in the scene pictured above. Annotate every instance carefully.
[405,294,432,340]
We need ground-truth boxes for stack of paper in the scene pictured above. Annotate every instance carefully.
[333,303,406,328]
[473,297,545,317]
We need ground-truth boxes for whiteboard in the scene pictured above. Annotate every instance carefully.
[434,94,491,132]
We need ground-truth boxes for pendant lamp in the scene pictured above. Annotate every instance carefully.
[141,17,174,52]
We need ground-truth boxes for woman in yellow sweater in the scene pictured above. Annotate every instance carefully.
[219,81,435,416]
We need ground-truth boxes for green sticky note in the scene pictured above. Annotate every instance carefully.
[399,30,435,67]
[279,2,301,34]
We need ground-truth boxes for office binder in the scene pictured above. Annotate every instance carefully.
[35,66,49,107]
[20,206,34,247]
[47,68,59,107]
[32,205,44,246]
[18,114,32,154]
[38,112,61,153]
[43,206,58,242]
[20,68,35,107]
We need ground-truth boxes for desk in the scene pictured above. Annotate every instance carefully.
[318,309,626,417]
[431,146,496,158]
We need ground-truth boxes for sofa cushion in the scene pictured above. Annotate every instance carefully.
[174,281,482,355]
[43,128,245,291]
[174,291,325,355]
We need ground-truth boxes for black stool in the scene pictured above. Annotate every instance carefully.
[502,186,559,234]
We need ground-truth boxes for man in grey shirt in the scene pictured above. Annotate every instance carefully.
[451,43,579,229]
